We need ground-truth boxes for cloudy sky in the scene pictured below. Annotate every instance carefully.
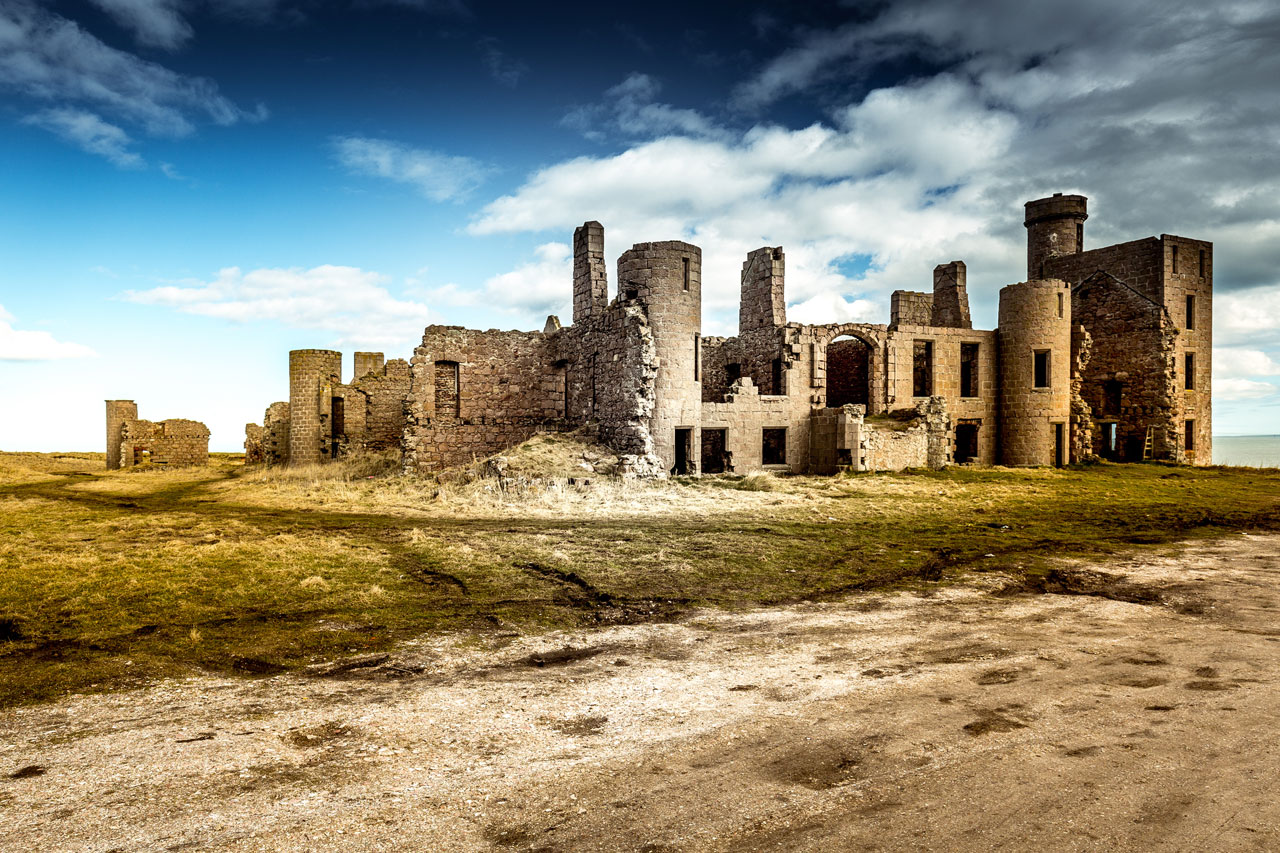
[3,0,1279,451]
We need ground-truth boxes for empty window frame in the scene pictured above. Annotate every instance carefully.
[1185,419,1196,452]
[1033,350,1051,389]
[960,343,980,398]
[1076,222,1084,252]
[1185,294,1196,330]
[725,362,741,391]
[762,428,787,465]
[1171,244,1180,274]
[771,358,784,394]
[693,335,700,381]
[433,360,460,417]
[682,257,691,292]
[1185,352,1196,390]
[913,340,933,397]
[1057,292,1064,318]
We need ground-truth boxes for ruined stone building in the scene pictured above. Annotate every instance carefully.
[105,401,210,469]
[248,193,1211,475]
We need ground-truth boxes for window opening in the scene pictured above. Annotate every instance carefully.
[701,429,727,474]
[827,336,871,407]
[1033,350,1051,388]
[762,428,787,465]
[1185,295,1196,330]
[1185,420,1196,452]
[771,358,784,395]
[434,361,460,417]
[1102,422,1118,459]
[725,362,741,391]
[694,335,700,381]
[913,340,933,397]
[1076,222,1083,252]
[1057,292,1064,318]
[1184,352,1195,390]
[682,257,690,292]
[1054,423,1065,467]
[330,396,345,458]
[1172,244,1179,274]
[960,343,979,398]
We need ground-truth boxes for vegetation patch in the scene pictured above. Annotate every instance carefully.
[1,451,1278,708]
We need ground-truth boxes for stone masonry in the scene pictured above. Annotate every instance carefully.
[248,193,1212,474]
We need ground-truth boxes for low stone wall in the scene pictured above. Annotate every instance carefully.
[119,418,210,467]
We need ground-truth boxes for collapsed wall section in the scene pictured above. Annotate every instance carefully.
[118,418,210,467]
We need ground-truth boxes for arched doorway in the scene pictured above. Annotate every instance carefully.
[826,334,872,407]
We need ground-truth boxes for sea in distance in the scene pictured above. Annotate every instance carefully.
[1213,435,1280,468]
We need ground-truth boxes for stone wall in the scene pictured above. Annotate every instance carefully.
[262,402,291,465]
[244,423,264,463]
[891,291,934,327]
[118,418,210,467]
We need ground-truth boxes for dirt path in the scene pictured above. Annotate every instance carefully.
[4,534,1279,852]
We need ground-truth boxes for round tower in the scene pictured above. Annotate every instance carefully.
[1024,193,1088,279]
[997,280,1072,466]
[288,349,342,465]
[617,241,702,474]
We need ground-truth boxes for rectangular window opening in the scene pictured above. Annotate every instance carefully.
[1185,294,1196,330]
[1057,291,1064,318]
[1185,419,1196,452]
[433,360,460,418]
[682,257,690,292]
[771,357,784,395]
[913,340,933,397]
[725,362,741,392]
[1185,352,1196,390]
[1102,422,1118,459]
[693,335,700,381]
[1033,350,1051,389]
[960,343,979,398]
[1076,222,1084,252]
[1171,244,1180,274]
[1054,423,1065,467]
[762,428,787,466]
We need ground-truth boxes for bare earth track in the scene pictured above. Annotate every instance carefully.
[3,533,1279,851]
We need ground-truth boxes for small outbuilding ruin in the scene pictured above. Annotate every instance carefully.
[105,401,210,469]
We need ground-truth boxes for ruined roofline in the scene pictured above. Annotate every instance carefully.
[1074,269,1168,312]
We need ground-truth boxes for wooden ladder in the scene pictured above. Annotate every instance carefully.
[1142,427,1154,460]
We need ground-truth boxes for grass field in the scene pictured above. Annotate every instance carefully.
[2,440,1278,709]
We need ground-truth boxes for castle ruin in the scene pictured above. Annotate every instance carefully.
[247,194,1212,475]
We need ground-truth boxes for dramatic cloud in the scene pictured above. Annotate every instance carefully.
[332,136,492,201]
[22,108,144,168]
[123,265,432,348]
[0,304,97,361]
[473,0,1280,404]
[0,0,265,136]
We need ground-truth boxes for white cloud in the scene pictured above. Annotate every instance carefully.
[1214,347,1280,378]
[1216,287,1280,347]
[430,242,572,320]
[88,0,192,50]
[563,73,727,142]
[1216,378,1277,401]
[22,108,144,168]
[123,265,433,348]
[477,37,527,88]
[0,0,264,137]
[332,136,492,202]
[0,304,97,361]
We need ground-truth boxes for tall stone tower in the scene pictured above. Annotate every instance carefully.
[573,221,609,325]
[739,247,786,334]
[998,280,1073,466]
[1025,193,1088,279]
[288,349,342,465]
[105,399,138,470]
[617,240,702,474]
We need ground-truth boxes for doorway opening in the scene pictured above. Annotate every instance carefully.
[955,421,980,464]
[674,428,693,475]
[1053,422,1065,467]
[330,396,345,458]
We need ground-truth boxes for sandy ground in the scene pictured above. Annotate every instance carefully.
[3,533,1279,852]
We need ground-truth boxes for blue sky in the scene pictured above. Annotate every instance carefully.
[3,0,1280,451]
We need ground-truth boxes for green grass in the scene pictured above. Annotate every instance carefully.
[1,451,1278,709]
